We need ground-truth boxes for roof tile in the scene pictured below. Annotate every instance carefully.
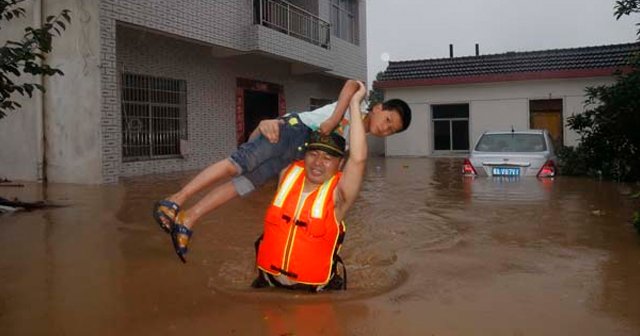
[378,42,640,82]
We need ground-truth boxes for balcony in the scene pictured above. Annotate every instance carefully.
[255,0,331,49]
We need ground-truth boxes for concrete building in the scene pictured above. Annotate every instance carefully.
[0,0,368,184]
[374,42,640,156]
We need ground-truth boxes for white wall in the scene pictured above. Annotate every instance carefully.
[563,95,589,146]
[386,100,430,156]
[383,77,616,156]
[45,0,102,183]
[0,0,102,183]
[470,99,529,147]
[0,1,41,181]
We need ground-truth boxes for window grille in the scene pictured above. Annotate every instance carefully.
[330,0,358,44]
[121,73,187,161]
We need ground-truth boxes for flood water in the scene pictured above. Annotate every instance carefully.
[1,157,639,335]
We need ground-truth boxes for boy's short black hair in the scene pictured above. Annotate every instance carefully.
[383,99,412,132]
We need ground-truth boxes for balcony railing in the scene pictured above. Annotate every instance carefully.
[255,0,330,49]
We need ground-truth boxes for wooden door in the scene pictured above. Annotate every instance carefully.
[530,99,563,148]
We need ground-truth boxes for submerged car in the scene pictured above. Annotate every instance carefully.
[463,129,557,178]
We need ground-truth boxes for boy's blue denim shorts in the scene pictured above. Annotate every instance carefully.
[229,114,310,196]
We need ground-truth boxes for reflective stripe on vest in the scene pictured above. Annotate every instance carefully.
[311,175,335,219]
[273,165,303,208]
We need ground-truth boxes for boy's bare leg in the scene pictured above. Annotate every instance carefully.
[167,159,238,206]
[180,181,239,229]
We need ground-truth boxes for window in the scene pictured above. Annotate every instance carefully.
[309,98,333,110]
[330,0,358,44]
[121,73,187,161]
[432,104,469,151]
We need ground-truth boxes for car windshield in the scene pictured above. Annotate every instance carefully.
[475,133,547,152]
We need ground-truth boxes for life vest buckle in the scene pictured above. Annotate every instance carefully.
[270,265,299,279]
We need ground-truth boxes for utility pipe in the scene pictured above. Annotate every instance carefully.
[34,0,48,183]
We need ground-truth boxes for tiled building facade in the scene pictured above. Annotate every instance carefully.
[0,0,367,184]
[101,0,367,183]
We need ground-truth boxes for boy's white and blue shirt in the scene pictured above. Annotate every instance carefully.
[296,100,369,144]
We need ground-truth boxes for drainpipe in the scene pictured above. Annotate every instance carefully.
[34,0,48,183]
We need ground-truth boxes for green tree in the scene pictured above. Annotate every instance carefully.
[564,0,640,182]
[563,0,640,234]
[0,0,70,119]
[615,0,640,36]
[368,71,385,108]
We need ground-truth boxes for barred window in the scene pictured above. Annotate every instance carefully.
[121,73,187,161]
[330,0,358,44]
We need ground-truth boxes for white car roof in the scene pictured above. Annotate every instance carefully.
[483,129,546,135]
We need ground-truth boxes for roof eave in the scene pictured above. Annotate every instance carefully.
[373,66,632,89]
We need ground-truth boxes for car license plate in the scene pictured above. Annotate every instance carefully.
[492,167,520,176]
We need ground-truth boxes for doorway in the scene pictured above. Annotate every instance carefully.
[235,78,285,145]
[530,99,563,148]
[243,90,279,141]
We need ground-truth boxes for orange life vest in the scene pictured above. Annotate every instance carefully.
[256,160,345,286]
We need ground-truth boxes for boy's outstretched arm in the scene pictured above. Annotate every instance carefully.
[249,79,362,143]
[334,81,367,222]
[318,79,361,135]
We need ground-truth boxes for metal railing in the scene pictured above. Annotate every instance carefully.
[255,0,330,49]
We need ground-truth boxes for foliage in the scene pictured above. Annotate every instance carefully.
[556,146,590,177]
[563,1,640,182]
[558,1,640,234]
[633,211,640,234]
[0,0,70,118]
[615,0,640,36]
[368,71,385,109]
[633,191,640,235]
[565,54,640,181]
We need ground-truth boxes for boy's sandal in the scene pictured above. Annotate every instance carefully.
[153,200,180,234]
[171,222,193,263]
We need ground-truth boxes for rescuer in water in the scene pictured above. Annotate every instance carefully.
[251,81,369,291]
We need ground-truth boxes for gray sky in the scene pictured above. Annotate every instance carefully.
[367,0,639,83]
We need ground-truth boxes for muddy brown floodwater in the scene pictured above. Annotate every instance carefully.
[1,157,639,335]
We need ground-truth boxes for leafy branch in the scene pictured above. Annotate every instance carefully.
[0,0,71,118]
[615,0,640,36]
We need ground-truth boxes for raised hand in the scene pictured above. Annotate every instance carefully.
[351,81,366,103]
[257,119,284,143]
[318,120,334,135]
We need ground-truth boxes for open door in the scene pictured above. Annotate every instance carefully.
[236,79,286,145]
[243,90,279,141]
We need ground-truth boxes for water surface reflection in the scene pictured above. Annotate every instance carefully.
[0,157,638,335]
